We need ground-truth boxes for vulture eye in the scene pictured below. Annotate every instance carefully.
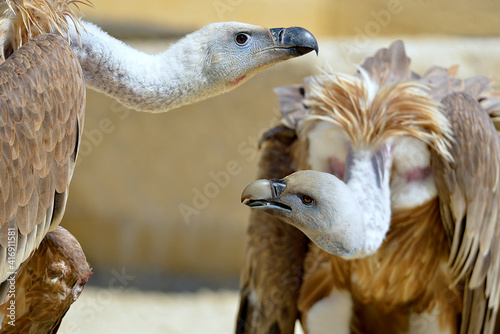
[301,195,314,206]
[235,33,250,45]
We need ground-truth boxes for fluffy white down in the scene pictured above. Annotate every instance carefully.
[307,122,349,174]
[391,137,437,210]
[408,304,454,334]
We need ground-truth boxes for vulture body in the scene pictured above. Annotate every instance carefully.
[0,0,319,332]
[238,41,500,334]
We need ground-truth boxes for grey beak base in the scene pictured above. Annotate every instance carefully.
[269,27,319,56]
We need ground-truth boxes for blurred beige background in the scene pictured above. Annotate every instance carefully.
[55,0,500,332]
[63,0,500,288]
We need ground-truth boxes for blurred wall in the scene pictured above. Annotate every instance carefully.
[82,0,500,36]
[62,0,500,289]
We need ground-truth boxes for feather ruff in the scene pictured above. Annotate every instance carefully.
[0,0,93,56]
[302,71,454,162]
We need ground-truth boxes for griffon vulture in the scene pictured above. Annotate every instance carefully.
[238,41,500,334]
[0,0,318,331]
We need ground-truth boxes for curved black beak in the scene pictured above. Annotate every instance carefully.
[269,26,319,56]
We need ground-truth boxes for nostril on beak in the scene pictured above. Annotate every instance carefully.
[278,28,285,43]
[271,179,287,198]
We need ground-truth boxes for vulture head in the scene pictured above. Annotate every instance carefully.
[185,22,319,91]
[242,170,365,257]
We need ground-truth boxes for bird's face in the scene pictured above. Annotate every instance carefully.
[200,22,318,89]
[241,170,366,257]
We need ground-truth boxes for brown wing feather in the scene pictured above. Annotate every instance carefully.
[236,125,308,334]
[274,84,308,130]
[431,92,500,334]
[0,33,85,283]
[358,40,415,87]
[420,65,497,107]
[0,225,91,333]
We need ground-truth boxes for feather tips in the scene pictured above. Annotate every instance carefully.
[0,0,93,56]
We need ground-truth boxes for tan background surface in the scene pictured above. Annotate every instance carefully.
[58,0,500,290]
[83,0,500,36]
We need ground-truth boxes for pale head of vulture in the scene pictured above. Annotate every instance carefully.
[242,170,365,257]
[195,23,319,88]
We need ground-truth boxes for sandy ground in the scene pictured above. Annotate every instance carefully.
[60,287,304,334]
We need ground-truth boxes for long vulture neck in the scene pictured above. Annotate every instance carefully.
[69,22,211,112]
[344,146,393,258]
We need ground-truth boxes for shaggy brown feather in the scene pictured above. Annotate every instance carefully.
[237,126,309,334]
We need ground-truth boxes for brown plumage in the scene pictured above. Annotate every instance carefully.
[0,1,89,332]
[0,226,91,333]
[237,41,500,333]
[0,30,85,280]
[0,31,87,332]
[0,0,88,280]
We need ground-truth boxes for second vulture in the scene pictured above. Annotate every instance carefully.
[239,41,500,334]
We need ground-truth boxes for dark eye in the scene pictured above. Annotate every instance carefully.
[235,33,249,45]
[301,195,314,206]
